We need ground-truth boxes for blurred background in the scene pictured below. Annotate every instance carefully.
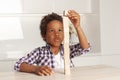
[0,0,120,72]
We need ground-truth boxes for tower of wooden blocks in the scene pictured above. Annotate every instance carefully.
[63,10,71,75]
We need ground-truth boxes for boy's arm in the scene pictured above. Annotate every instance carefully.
[20,62,53,76]
[75,26,89,49]
[14,48,53,76]
[67,10,89,49]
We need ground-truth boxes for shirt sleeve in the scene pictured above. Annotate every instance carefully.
[70,43,91,58]
[14,48,40,71]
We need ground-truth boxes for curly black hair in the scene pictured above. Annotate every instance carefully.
[40,13,63,41]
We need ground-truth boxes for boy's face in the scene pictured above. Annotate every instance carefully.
[44,20,64,47]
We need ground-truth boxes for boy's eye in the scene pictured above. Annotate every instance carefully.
[59,29,63,32]
[49,29,54,32]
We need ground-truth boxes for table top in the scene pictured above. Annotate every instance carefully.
[1,65,120,80]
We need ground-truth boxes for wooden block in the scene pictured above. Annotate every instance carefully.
[63,10,69,17]
[63,12,71,75]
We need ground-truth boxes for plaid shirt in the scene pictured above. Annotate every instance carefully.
[14,43,91,71]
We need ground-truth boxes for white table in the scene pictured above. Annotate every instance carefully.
[1,65,120,80]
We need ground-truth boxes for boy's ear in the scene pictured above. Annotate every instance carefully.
[42,35,46,41]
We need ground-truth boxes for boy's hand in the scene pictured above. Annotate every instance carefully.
[67,10,80,28]
[35,66,53,76]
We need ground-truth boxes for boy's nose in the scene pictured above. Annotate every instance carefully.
[55,32,59,36]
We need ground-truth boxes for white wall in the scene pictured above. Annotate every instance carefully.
[100,0,120,67]
[0,0,99,60]
[0,59,16,72]
[1,0,115,72]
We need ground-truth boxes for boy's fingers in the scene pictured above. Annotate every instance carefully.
[40,69,50,76]
[44,66,52,73]
[37,69,50,76]
[39,66,53,76]
[38,72,44,76]
[35,66,53,76]
[44,66,54,75]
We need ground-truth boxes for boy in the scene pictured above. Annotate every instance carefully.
[14,10,91,76]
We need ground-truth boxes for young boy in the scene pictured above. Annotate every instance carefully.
[14,10,91,76]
